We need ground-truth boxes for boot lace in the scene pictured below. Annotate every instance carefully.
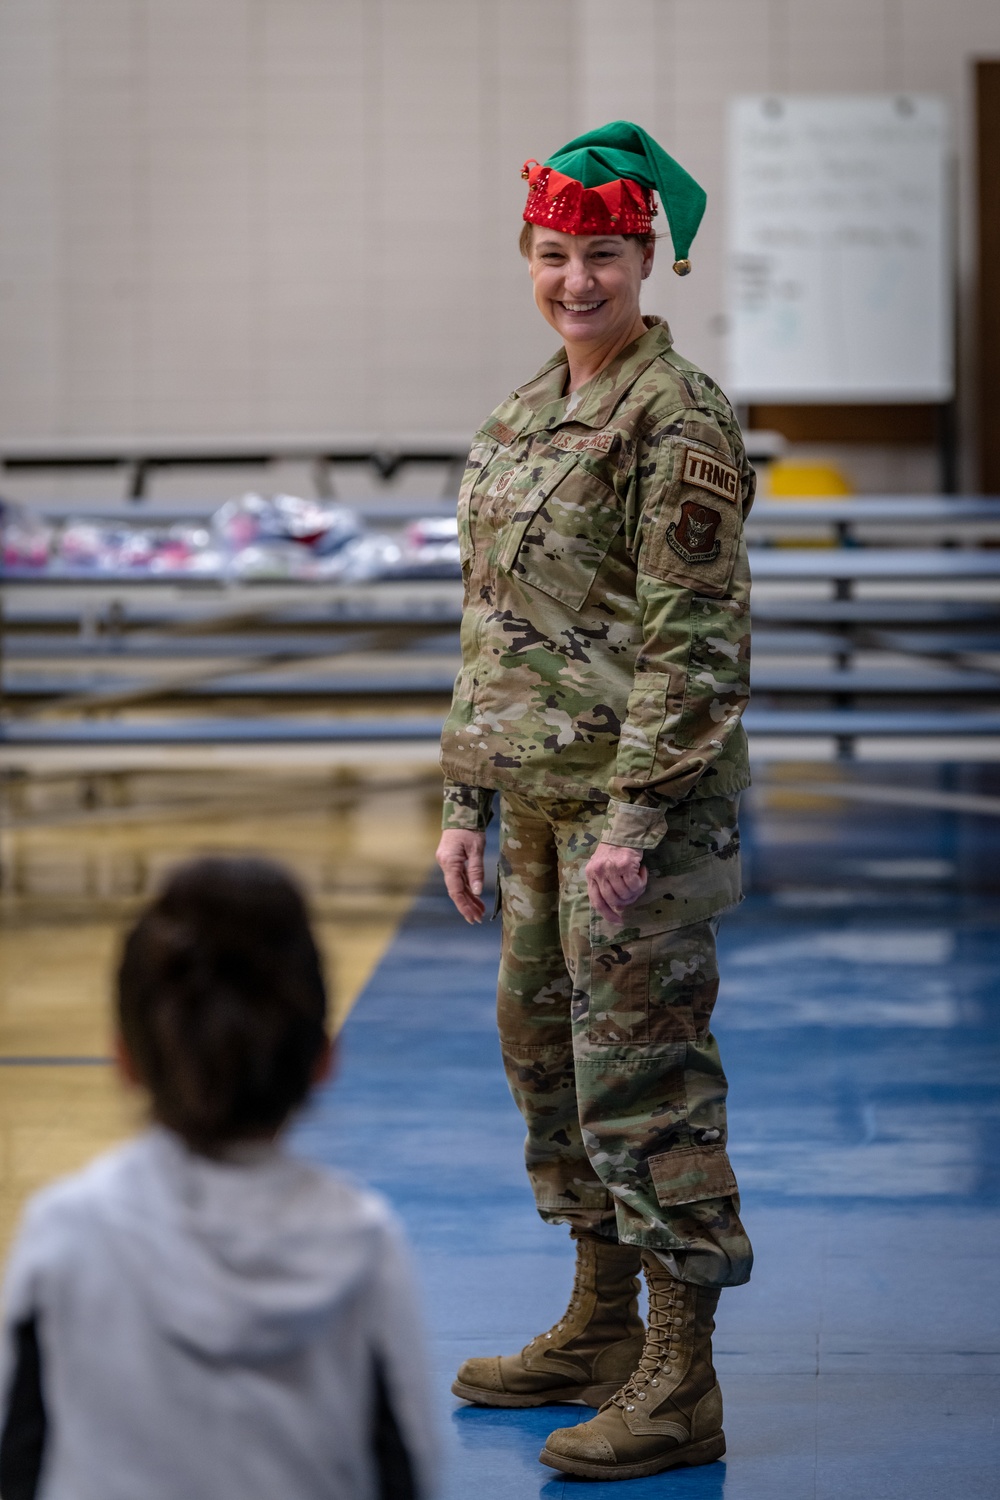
[524,1242,590,1351]
[611,1279,684,1409]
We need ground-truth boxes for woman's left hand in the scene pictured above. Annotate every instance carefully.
[586,844,648,926]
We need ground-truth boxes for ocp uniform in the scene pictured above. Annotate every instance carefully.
[441,316,754,1286]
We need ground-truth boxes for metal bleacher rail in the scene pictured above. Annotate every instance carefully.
[2,493,1000,765]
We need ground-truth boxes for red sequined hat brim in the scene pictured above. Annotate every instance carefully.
[521,161,653,236]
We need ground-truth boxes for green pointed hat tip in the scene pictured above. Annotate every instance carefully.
[544,120,706,264]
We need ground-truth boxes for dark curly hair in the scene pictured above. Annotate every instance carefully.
[117,857,329,1153]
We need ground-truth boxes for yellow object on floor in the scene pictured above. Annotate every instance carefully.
[764,459,855,548]
[766,459,855,497]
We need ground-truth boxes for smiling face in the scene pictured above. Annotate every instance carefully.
[526,226,654,352]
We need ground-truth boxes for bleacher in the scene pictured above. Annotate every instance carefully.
[3,488,1000,765]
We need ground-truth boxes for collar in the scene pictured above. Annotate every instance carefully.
[514,316,674,433]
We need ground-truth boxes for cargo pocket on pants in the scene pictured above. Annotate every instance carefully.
[648,1144,738,1209]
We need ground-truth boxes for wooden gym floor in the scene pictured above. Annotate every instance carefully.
[0,763,443,1259]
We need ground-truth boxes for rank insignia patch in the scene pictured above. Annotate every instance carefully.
[666,500,722,564]
[682,446,739,502]
[489,468,518,499]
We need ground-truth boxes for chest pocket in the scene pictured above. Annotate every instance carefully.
[496,458,623,611]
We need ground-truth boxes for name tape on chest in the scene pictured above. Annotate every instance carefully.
[484,419,518,447]
[682,446,740,503]
[549,429,616,454]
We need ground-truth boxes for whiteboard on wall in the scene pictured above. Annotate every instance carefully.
[725,94,952,403]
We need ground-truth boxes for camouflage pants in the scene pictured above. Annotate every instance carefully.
[496,790,753,1288]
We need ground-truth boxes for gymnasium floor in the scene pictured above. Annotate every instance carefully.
[0,764,444,1255]
[2,762,999,1496]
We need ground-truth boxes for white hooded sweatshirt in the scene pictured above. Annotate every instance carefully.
[0,1129,437,1500]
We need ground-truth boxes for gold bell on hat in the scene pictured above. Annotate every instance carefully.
[673,259,692,276]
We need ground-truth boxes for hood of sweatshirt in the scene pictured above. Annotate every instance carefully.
[88,1129,388,1361]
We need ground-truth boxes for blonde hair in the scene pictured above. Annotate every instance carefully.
[519,222,656,257]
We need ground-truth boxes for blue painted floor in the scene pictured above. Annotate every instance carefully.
[296,771,1000,1498]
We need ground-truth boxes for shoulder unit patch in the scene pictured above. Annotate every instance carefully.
[666,500,722,564]
[682,446,739,503]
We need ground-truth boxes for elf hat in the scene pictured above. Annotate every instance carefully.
[521,120,706,275]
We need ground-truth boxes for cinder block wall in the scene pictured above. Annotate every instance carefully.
[0,0,996,453]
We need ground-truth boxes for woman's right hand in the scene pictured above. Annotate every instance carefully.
[436,829,487,923]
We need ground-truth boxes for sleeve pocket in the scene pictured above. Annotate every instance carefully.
[641,443,742,598]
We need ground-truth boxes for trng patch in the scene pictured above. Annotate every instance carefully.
[682,446,739,503]
[666,500,722,564]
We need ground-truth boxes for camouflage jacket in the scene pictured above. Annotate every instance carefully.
[440,317,753,850]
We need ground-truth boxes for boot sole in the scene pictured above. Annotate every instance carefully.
[451,1378,621,1410]
[538,1430,726,1479]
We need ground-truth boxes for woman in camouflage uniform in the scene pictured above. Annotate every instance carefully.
[436,122,754,1482]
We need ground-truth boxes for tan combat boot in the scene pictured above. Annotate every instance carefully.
[539,1252,726,1479]
[451,1233,644,1408]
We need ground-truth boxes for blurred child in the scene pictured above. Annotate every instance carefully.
[0,857,436,1500]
